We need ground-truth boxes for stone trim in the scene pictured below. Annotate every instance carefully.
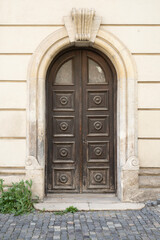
[72,8,95,41]
[64,8,101,44]
[27,25,138,201]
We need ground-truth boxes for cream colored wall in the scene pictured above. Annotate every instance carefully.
[1,0,160,24]
[0,0,160,176]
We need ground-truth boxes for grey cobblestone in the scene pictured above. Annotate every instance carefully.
[0,207,160,239]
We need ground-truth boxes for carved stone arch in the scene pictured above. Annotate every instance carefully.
[27,25,138,201]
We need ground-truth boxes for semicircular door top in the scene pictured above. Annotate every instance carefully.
[46,49,117,193]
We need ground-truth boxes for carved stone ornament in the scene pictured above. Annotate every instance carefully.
[64,8,101,44]
[122,156,139,171]
[26,156,43,170]
[72,8,95,41]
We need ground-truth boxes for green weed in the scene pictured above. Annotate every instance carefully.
[0,179,38,216]
[54,206,78,215]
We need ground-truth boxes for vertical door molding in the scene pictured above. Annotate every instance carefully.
[27,21,138,201]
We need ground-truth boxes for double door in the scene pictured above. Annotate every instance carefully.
[47,49,116,193]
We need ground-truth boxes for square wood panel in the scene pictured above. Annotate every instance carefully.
[87,168,110,189]
[87,116,109,136]
[53,116,75,137]
[87,90,109,110]
[53,91,75,111]
[53,169,75,189]
[53,142,75,163]
[87,141,109,162]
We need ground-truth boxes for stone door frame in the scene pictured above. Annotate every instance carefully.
[26,26,138,201]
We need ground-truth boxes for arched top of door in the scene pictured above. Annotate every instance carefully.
[28,8,137,82]
[47,47,117,87]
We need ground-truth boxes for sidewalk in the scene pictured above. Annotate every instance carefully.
[34,194,144,211]
[0,206,160,240]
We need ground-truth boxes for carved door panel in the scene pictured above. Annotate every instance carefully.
[82,51,116,192]
[47,49,116,193]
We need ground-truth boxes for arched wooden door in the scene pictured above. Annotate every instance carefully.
[46,48,117,193]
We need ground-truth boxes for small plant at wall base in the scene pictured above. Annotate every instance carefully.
[0,179,38,216]
[54,206,78,215]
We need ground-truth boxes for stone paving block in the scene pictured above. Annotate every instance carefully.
[0,206,160,239]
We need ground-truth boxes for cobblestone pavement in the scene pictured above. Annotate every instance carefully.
[0,206,160,240]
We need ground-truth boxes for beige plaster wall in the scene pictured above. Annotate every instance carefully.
[1,26,160,53]
[1,0,159,24]
[0,55,31,80]
[0,139,26,167]
[0,0,160,198]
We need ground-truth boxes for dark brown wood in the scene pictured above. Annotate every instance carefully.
[46,48,117,193]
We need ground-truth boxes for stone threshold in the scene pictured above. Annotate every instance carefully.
[34,194,145,211]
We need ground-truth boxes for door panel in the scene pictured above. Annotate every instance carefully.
[82,50,115,192]
[53,91,75,111]
[87,90,109,110]
[47,50,80,193]
[46,48,116,193]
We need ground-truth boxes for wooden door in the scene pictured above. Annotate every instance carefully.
[46,48,116,193]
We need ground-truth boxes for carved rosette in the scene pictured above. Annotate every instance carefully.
[60,96,68,105]
[94,121,102,130]
[60,122,68,131]
[94,173,103,183]
[59,174,68,183]
[93,96,102,105]
[59,148,68,157]
[94,147,103,156]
